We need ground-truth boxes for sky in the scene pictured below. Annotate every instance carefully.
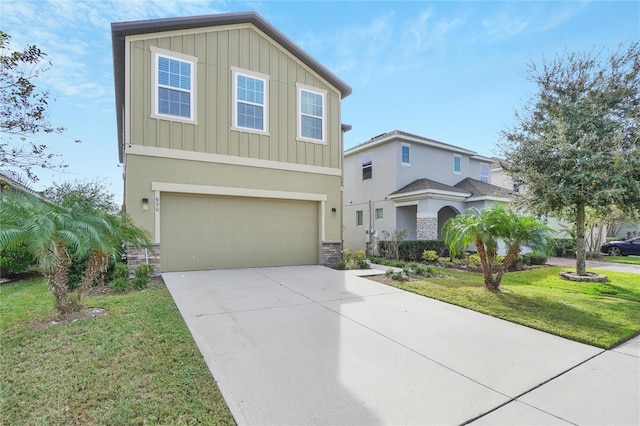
[2,0,639,202]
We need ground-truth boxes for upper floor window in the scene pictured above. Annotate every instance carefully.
[362,153,372,180]
[453,154,461,174]
[232,67,269,133]
[401,143,410,165]
[356,210,364,226]
[151,47,197,122]
[480,164,489,183]
[297,84,326,143]
[375,208,383,220]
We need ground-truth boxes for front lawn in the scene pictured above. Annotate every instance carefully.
[383,266,640,349]
[0,277,234,425]
[603,255,640,265]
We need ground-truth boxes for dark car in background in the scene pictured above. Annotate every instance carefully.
[600,236,640,256]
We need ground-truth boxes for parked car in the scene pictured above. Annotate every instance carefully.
[600,237,640,256]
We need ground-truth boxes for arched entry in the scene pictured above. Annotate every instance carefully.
[437,206,460,239]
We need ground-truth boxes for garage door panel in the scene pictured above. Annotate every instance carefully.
[161,193,319,271]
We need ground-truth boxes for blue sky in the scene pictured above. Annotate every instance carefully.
[3,0,639,202]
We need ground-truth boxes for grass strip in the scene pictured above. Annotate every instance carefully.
[0,277,234,425]
[385,266,640,349]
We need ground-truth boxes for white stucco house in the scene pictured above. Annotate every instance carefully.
[343,130,512,253]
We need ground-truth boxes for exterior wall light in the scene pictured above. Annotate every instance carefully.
[142,197,149,211]
[331,207,337,213]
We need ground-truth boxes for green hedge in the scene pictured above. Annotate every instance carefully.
[551,239,575,257]
[378,240,448,261]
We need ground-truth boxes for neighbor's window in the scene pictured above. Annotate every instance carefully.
[298,84,326,142]
[152,47,197,122]
[362,153,372,180]
[356,210,364,226]
[454,154,461,174]
[232,68,269,133]
[401,144,410,165]
[375,208,383,220]
[480,164,489,183]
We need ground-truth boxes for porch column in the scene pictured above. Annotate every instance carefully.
[417,212,438,240]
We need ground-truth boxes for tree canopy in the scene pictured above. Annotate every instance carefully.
[0,31,73,180]
[499,42,640,275]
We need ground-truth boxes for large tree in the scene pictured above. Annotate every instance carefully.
[500,42,640,276]
[0,31,72,180]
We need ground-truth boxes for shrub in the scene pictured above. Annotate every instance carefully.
[468,254,481,267]
[110,277,128,292]
[110,263,130,292]
[131,263,154,290]
[438,257,451,263]
[0,245,37,277]
[379,240,448,261]
[522,252,548,265]
[354,250,369,269]
[422,250,438,262]
[551,239,575,257]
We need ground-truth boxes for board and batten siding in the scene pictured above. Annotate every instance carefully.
[127,24,342,170]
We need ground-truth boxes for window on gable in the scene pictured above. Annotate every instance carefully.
[298,85,326,142]
[375,208,383,220]
[480,164,489,183]
[454,155,461,174]
[233,68,269,133]
[152,47,196,122]
[362,153,372,180]
[401,144,410,165]
[356,210,364,226]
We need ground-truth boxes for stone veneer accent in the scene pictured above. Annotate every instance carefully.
[126,244,161,277]
[417,217,438,240]
[321,241,343,268]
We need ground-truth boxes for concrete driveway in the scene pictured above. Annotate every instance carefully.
[163,266,639,425]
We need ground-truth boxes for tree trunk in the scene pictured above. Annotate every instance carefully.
[576,201,587,276]
[77,251,108,305]
[44,244,75,315]
[476,239,500,291]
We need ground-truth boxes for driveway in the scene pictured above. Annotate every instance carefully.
[163,266,639,425]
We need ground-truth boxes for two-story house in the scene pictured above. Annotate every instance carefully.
[343,130,511,253]
[111,12,351,272]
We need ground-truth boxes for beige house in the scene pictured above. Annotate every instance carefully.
[111,12,351,272]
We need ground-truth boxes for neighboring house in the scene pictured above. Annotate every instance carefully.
[343,131,511,253]
[0,171,47,200]
[111,12,351,272]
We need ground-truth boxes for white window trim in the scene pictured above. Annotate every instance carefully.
[453,154,462,174]
[362,152,372,180]
[480,164,490,183]
[231,66,269,135]
[296,83,327,144]
[150,46,197,124]
[401,143,411,167]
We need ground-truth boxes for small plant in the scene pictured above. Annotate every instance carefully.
[110,262,130,292]
[468,254,481,267]
[422,250,438,262]
[354,250,369,269]
[131,263,154,290]
[438,257,451,263]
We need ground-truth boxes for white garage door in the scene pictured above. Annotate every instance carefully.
[160,193,319,272]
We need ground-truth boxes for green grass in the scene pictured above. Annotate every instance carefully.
[386,266,640,349]
[0,277,234,425]
[603,255,640,265]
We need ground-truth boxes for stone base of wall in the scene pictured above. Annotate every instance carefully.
[126,244,161,277]
[417,217,438,240]
[321,241,343,268]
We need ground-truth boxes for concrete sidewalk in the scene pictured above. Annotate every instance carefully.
[164,266,639,425]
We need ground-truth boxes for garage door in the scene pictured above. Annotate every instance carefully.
[160,193,319,272]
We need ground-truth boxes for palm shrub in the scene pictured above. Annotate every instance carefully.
[444,206,552,291]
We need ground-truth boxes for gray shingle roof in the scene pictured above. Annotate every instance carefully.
[391,178,470,196]
[453,177,512,198]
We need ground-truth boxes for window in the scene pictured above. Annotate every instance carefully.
[375,208,383,220]
[480,164,489,183]
[356,210,364,226]
[401,144,410,165]
[232,68,268,133]
[362,153,372,180]
[297,84,326,142]
[152,47,196,122]
[454,155,461,174]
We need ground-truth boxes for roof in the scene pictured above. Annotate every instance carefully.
[453,177,513,198]
[112,11,352,162]
[391,178,470,196]
[344,130,482,157]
